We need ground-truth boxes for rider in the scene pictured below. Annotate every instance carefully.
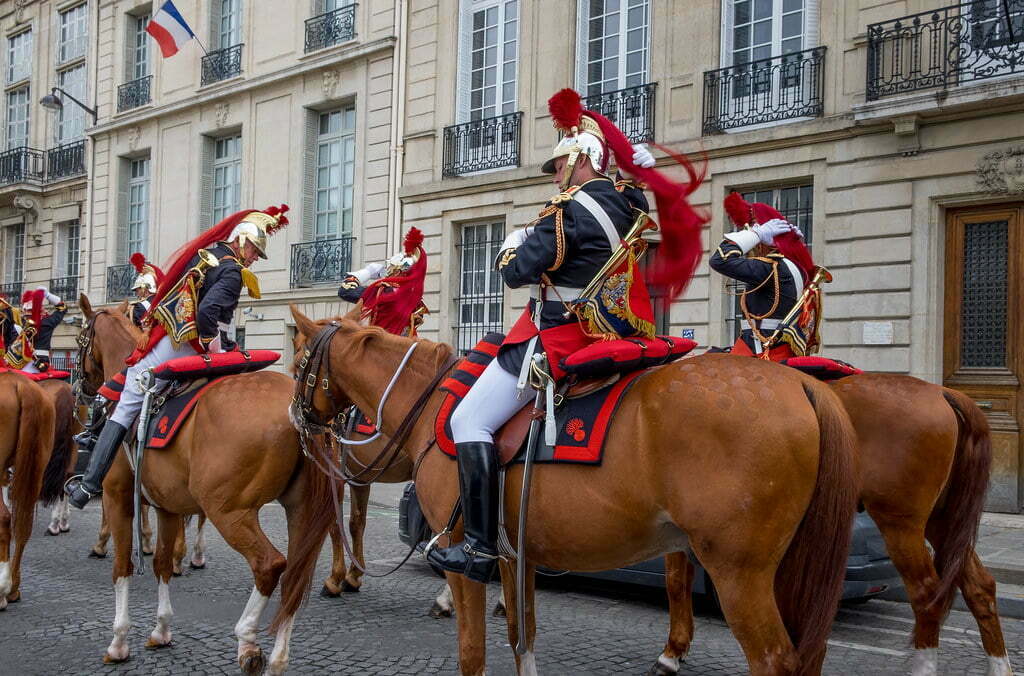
[2,288,67,372]
[337,227,428,336]
[127,252,161,329]
[710,192,817,360]
[66,205,288,509]
[427,88,705,583]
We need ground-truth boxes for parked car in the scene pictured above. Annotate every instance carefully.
[398,483,901,603]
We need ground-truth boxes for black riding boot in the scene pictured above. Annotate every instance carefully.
[66,421,128,509]
[426,441,499,583]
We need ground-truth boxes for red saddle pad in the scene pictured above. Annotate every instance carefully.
[780,356,862,381]
[151,349,280,381]
[560,336,697,379]
[0,368,71,381]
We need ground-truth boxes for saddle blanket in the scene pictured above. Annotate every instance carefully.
[146,377,226,449]
[0,368,71,381]
[780,356,862,381]
[435,334,647,465]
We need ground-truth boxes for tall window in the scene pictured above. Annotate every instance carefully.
[131,14,151,80]
[455,221,505,353]
[212,135,242,223]
[127,158,149,256]
[57,65,87,142]
[314,107,355,239]
[576,0,650,95]
[7,30,32,84]
[727,183,813,340]
[56,221,81,278]
[216,0,243,49]
[4,225,25,284]
[6,87,30,150]
[459,0,518,122]
[58,3,89,64]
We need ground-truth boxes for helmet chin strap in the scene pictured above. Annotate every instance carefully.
[559,149,581,191]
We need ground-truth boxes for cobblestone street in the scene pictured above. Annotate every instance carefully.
[3,494,1022,675]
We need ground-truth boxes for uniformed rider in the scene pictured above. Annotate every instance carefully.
[127,253,160,328]
[2,288,66,372]
[67,205,288,509]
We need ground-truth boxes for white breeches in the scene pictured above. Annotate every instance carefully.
[21,361,40,374]
[110,336,197,428]
[449,359,525,444]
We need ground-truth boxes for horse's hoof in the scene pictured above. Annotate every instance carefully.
[645,656,681,676]
[189,561,205,570]
[319,584,340,598]
[238,648,265,675]
[88,549,106,559]
[492,602,506,617]
[102,651,129,664]
[171,569,182,578]
[145,637,173,650]
[428,601,453,619]
[340,579,361,593]
[59,525,70,533]
[6,591,20,604]
[45,527,59,536]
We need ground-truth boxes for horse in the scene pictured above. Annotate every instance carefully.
[278,309,860,676]
[36,378,81,537]
[0,371,57,609]
[77,295,319,672]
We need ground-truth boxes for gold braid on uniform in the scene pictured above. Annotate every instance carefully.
[739,257,781,347]
[526,204,566,273]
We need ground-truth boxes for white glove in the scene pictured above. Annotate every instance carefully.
[351,261,386,285]
[205,335,223,354]
[631,143,656,169]
[36,286,60,305]
[752,218,798,246]
[499,226,533,252]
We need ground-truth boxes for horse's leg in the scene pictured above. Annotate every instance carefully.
[146,509,181,649]
[430,582,455,618]
[90,501,110,558]
[342,482,370,592]
[46,501,61,536]
[0,495,10,610]
[650,552,696,676]
[171,516,186,576]
[321,480,346,597]
[141,504,154,556]
[498,560,537,676]
[957,550,1013,675]
[103,473,136,663]
[59,496,70,532]
[446,572,489,675]
[190,513,207,569]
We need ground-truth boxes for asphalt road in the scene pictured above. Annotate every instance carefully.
[2,494,1022,675]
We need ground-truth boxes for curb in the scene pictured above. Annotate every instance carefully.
[988,563,1024,586]
[879,586,1024,620]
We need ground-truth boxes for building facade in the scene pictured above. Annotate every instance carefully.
[6,0,1020,511]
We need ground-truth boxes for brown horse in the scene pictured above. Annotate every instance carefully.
[77,296,317,672]
[0,371,56,609]
[278,310,860,675]
[653,373,1012,676]
[38,379,81,537]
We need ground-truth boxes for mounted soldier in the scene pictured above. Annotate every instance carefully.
[2,288,67,373]
[710,192,825,360]
[427,88,706,582]
[127,253,161,329]
[337,227,428,337]
[67,205,288,509]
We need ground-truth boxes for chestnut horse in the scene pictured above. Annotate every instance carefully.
[653,374,1012,676]
[278,310,859,676]
[0,371,56,609]
[77,296,316,673]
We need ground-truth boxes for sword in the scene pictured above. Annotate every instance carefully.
[132,369,157,575]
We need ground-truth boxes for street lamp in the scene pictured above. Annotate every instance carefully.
[39,86,98,124]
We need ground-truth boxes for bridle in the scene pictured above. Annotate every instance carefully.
[72,310,109,426]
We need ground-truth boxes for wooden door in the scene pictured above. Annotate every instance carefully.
[944,204,1023,513]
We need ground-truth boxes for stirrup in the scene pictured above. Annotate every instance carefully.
[462,543,498,560]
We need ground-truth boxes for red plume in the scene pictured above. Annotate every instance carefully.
[724,192,754,229]
[21,289,43,328]
[130,252,146,273]
[403,227,424,256]
[548,88,585,132]
[264,204,289,233]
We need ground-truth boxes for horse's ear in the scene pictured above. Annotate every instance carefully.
[79,293,93,319]
[290,304,319,339]
[343,300,364,322]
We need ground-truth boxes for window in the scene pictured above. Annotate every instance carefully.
[212,135,242,223]
[56,220,81,278]
[576,0,650,95]
[7,30,32,84]
[127,158,149,257]
[216,0,243,49]
[130,14,151,80]
[726,183,813,340]
[6,87,30,150]
[58,3,89,64]
[57,65,87,142]
[459,0,518,122]
[455,221,505,353]
[4,225,25,284]
[314,107,355,239]
[727,0,807,68]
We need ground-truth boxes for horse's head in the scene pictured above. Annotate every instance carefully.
[289,302,365,375]
[289,304,360,431]
[76,294,142,394]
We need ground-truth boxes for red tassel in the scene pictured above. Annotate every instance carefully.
[548,88,584,132]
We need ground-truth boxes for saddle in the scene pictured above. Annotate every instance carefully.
[0,367,71,382]
[779,355,862,381]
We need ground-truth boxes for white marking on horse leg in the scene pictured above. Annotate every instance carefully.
[105,577,131,662]
[148,581,174,646]
[518,651,538,676]
[657,651,681,674]
[988,655,1014,676]
[911,648,938,676]
[59,497,70,531]
[191,522,206,567]
[0,561,10,609]
[267,614,296,675]
[435,584,453,611]
[47,503,61,534]
[234,586,269,658]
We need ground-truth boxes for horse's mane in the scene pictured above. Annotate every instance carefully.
[98,303,144,342]
[303,315,455,371]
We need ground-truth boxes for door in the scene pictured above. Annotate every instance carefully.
[944,204,1023,513]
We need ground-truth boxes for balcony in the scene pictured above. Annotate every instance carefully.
[106,264,136,302]
[47,140,86,182]
[583,82,657,144]
[866,1,1024,101]
[702,47,827,134]
[442,111,523,177]
[49,276,79,303]
[0,281,23,301]
[201,44,244,86]
[117,75,152,112]
[290,236,355,288]
[0,147,45,186]
[305,3,357,53]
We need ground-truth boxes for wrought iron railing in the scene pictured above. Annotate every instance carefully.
[702,47,827,134]
[583,82,658,144]
[47,140,86,181]
[442,111,523,177]
[117,75,152,112]
[290,236,355,288]
[305,3,357,52]
[201,44,244,85]
[106,264,136,302]
[49,276,79,303]
[866,1,1024,101]
[0,146,45,186]
[0,281,23,301]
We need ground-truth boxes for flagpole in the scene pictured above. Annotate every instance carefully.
[193,35,211,57]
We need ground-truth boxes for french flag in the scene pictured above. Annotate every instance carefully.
[146,0,195,58]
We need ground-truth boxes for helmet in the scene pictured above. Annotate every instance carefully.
[542,89,609,189]
[130,253,162,294]
[228,205,290,259]
[384,227,424,277]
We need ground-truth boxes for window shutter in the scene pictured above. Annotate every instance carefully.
[54,224,67,278]
[116,160,130,264]
[198,136,214,232]
[804,0,820,49]
[302,109,318,242]
[575,0,589,90]
[122,15,134,84]
[210,0,223,49]
[720,0,734,68]
[456,1,473,123]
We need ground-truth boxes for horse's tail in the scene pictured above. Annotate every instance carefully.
[928,388,992,615]
[10,378,55,545]
[270,434,339,631]
[39,384,75,506]
[775,381,859,675]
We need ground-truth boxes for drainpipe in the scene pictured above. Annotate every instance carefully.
[386,0,409,252]
[83,0,101,300]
